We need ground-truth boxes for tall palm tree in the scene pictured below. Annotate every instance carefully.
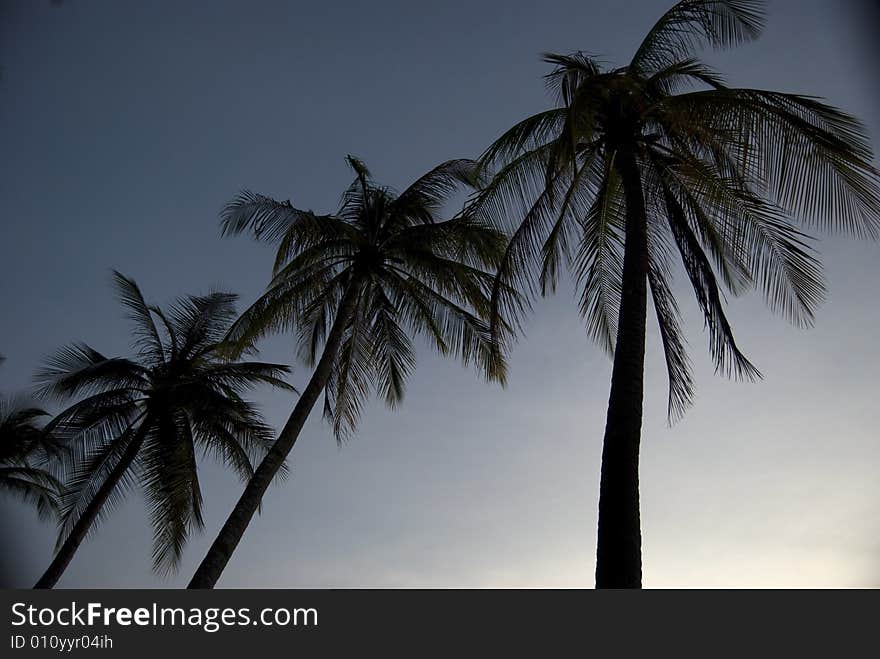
[472,0,880,587]
[1,355,64,520]
[33,273,292,589]
[187,156,507,588]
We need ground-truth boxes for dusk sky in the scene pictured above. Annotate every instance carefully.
[1,0,878,588]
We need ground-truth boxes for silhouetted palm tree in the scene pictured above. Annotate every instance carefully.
[1,355,64,520]
[33,273,292,588]
[188,156,506,588]
[472,0,880,587]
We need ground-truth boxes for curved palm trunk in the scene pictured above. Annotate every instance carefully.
[595,148,648,589]
[188,281,362,589]
[34,430,146,589]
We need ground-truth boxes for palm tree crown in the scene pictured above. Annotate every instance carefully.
[33,273,291,587]
[223,156,508,437]
[476,0,879,418]
[472,0,880,587]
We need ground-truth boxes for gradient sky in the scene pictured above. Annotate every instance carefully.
[1,0,878,588]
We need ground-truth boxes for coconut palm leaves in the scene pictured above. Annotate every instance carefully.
[474,0,880,421]
[630,0,765,74]
[187,156,507,588]
[222,156,507,437]
[472,0,880,587]
[0,382,63,520]
[33,273,292,588]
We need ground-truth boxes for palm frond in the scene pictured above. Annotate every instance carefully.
[662,184,761,380]
[476,111,567,178]
[0,465,62,520]
[168,291,239,360]
[574,154,626,355]
[646,217,695,422]
[542,51,603,106]
[366,287,416,408]
[646,57,727,95]
[36,345,147,401]
[661,89,880,238]
[631,0,765,73]
[55,421,143,547]
[323,287,373,441]
[226,265,349,354]
[111,271,166,364]
[393,159,485,220]
[648,146,826,326]
[220,190,329,245]
[141,413,202,575]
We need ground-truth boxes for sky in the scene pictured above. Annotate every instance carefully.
[1,0,878,588]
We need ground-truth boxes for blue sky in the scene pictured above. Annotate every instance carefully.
[1,0,878,587]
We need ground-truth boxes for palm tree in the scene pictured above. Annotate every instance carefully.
[1,355,64,520]
[33,273,292,589]
[472,0,880,587]
[187,156,507,588]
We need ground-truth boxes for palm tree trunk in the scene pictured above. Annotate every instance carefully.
[187,279,363,589]
[34,428,146,589]
[595,148,648,589]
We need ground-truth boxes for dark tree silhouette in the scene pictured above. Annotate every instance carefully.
[33,273,292,588]
[188,156,507,588]
[1,356,63,520]
[472,0,880,587]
